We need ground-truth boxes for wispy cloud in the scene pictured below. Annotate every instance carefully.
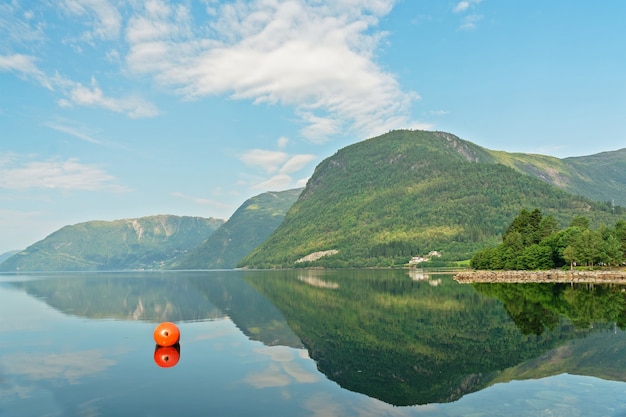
[459,14,483,31]
[124,0,419,142]
[60,0,122,42]
[454,1,469,13]
[280,154,317,175]
[239,149,290,174]
[251,174,295,191]
[277,136,289,150]
[63,77,160,118]
[45,121,102,144]
[453,0,483,30]
[0,2,46,47]
[0,153,126,192]
[170,191,235,212]
[0,54,159,118]
[238,143,316,191]
[0,54,53,89]
[453,0,482,13]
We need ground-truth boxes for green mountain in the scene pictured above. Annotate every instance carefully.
[490,147,626,207]
[0,215,224,272]
[239,130,626,268]
[169,189,302,270]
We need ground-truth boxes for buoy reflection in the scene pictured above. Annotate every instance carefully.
[154,343,181,368]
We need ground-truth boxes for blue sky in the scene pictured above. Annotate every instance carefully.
[1,0,625,254]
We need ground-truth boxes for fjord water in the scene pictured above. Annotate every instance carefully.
[1,270,625,416]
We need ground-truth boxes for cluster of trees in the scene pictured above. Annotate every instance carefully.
[471,209,626,270]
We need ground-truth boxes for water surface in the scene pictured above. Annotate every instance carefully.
[1,270,625,416]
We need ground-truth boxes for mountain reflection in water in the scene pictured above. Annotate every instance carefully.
[9,269,626,407]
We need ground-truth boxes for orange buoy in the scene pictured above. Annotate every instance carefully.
[153,322,180,347]
[154,344,180,368]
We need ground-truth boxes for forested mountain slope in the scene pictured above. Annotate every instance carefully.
[0,215,224,271]
[489,148,626,207]
[169,189,302,269]
[563,148,626,205]
[239,130,625,268]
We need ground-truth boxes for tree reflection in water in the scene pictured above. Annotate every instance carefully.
[245,270,626,406]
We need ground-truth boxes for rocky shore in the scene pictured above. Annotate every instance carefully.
[454,270,626,284]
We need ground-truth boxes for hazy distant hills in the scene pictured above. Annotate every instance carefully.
[240,130,626,268]
[169,189,302,270]
[0,250,20,264]
[0,215,223,272]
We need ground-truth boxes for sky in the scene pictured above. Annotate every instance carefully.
[1,0,625,254]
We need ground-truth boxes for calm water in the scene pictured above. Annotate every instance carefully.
[1,269,626,417]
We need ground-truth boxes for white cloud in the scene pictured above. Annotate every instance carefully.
[0,54,159,118]
[295,177,310,188]
[239,149,289,173]
[124,0,419,142]
[453,1,470,13]
[453,0,482,13]
[2,1,426,136]
[64,77,160,118]
[453,0,484,30]
[0,54,52,90]
[251,174,294,191]
[239,147,316,191]
[0,154,125,192]
[280,154,317,174]
[298,112,342,144]
[60,0,122,41]
[2,1,424,134]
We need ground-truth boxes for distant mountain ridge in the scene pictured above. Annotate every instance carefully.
[0,215,223,271]
[2,130,625,271]
[240,130,626,268]
[169,189,302,269]
[489,147,626,206]
[0,250,20,264]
